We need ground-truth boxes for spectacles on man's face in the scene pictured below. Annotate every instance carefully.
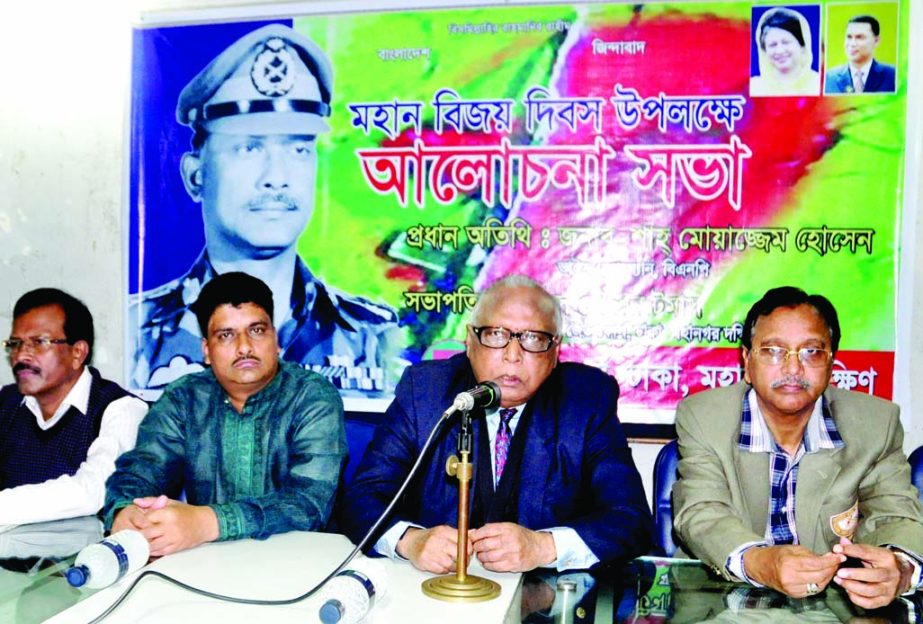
[470,326,558,353]
[3,337,70,354]
[751,346,833,368]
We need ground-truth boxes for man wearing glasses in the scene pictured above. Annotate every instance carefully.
[0,289,147,525]
[673,286,923,609]
[339,274,653,573]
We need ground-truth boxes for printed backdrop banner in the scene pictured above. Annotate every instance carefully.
[128,1,908,422]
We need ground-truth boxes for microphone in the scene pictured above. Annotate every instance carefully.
[452,380,501,412]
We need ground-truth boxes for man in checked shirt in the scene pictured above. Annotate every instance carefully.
[673,286,923,609]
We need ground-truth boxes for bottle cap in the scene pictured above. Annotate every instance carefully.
[319,598,345,624]
[557,579,577,592]
[66,565,89,587]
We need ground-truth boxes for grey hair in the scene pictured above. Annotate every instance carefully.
[470,274,563,335]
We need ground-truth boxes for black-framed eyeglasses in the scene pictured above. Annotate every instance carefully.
[752,346,833,368]
[470,326,558,353]
[3,337,70,354]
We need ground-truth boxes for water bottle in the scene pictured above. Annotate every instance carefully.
[318,556,388,624]
[556,579,577,624]
[65,530,150,588]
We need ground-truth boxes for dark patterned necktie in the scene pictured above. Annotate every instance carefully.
[494,408,516,485]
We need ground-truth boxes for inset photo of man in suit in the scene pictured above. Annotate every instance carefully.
[824,6,898,95]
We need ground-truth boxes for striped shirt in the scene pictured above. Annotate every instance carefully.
[725,389,842,581]
[740,389,843,545]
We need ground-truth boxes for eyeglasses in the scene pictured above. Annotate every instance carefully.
[470,326,558,353]
[3,337,70,354]
[751,346,832,368]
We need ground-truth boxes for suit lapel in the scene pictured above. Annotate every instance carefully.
[730,386,771,533]
[795,390,844,550]
[517,398,554,526]
[864,60,882,92]
[838,69,852,93]
[795,450,841,549]
[735,446,771,535]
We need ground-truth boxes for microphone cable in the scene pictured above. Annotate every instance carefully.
[86,408,458,623]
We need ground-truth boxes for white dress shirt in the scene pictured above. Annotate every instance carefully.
[0,368,148,525]
[374,404,599,571]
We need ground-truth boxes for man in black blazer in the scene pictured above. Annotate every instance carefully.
[339,275,653,573]
[825,15,896,94]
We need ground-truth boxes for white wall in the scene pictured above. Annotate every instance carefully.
[0,3,135,383]
[901,0,923,451]
[0,0,920,495]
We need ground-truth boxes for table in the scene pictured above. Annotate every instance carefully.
[3,521,920,623]
[535,556,920,623]
[0,517,103,624]
[44,531,523,623]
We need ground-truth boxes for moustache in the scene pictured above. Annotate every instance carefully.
[247,194,298,210]
[232,356,261,366]
[770,376,810,390]
[13,362,40,375]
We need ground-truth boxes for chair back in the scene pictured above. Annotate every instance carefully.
[652,439,679,556]
[343,417,377,488]
[909,446,923,503]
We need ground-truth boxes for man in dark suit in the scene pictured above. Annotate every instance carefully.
[824,15,896,94]
[339,274,653,573]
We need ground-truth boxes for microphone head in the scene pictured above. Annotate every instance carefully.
[478,380,501,409]
[452,380,502,412]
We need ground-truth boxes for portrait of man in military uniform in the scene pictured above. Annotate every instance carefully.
[128,23,400,396]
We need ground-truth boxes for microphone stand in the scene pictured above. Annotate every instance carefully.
[422,408,501,602]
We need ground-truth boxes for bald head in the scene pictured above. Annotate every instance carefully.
[471,275,562,336]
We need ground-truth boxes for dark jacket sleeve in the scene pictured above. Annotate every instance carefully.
[336,360,446,547]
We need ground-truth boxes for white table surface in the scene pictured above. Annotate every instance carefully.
[45,531,523,624]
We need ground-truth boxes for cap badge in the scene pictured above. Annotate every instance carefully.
[250,37,296,97]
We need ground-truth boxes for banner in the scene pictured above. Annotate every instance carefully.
[128,1,908,421]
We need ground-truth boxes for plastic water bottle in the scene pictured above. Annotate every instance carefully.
[65,530,150,588]
[318,556,388,624]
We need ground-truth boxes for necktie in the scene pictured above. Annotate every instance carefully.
[853,71,864,93]
[494,408,516,485]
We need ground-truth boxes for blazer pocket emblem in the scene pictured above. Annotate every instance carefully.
[829,501,859,539]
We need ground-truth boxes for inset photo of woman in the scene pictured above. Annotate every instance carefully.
[749,5,822,97]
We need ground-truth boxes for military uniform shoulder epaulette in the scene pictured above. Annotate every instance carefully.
[325,287,398,324]
[129,278,190,327]
[130,277,185,306]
